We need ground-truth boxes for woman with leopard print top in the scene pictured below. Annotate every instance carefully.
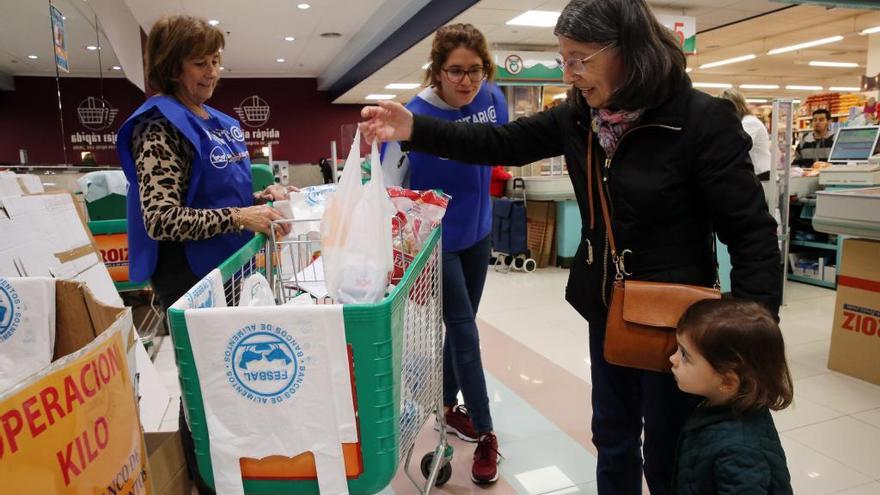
[118,15,292,312]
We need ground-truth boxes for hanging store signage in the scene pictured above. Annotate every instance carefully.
[49,5,69,73]
[494,51,562,82]
[656,15,696,54]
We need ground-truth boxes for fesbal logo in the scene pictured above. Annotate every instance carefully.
[185,278,216,309]
[0,278,23,343]
[225,323,306,404]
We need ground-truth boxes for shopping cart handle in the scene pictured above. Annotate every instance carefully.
[512,177,525,190]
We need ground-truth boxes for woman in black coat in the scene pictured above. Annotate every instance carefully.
[361,1,781,493]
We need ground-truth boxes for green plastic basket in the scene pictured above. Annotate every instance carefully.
[167,227,442,494]
[85,193,127,221]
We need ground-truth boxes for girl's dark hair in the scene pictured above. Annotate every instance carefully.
[677,299,794,414]
[553,0,687,111]
[424,23,495,87]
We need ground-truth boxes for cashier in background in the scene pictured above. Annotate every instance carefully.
[793,108,835,167]
[117,15,292,313]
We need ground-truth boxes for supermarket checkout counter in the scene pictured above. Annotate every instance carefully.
[813,186,880,386]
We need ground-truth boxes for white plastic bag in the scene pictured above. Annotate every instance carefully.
[238,273,276,307]
[321,131,395,304]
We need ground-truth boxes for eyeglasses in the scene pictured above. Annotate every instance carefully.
[555,43,616,74]
[441,66,486,84]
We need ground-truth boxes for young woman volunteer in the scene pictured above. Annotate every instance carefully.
[395,23,508,485]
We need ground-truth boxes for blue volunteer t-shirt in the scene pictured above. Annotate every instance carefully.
[406,82,508,253]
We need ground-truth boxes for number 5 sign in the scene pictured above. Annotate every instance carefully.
[657,15,696,54]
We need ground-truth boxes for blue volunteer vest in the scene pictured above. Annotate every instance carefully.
[118,95,254,283]
[406,82,508,253]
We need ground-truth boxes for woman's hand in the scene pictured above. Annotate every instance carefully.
[238,205,291,237]
[254,184,299,205]
[360,101,414,143]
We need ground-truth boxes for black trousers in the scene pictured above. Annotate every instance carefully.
[151,242,215,494]
[588,314,697,495]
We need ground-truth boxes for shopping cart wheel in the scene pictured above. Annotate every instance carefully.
[420,452,452,487]
[523,258,537,273]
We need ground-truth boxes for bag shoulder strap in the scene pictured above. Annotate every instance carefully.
[589,130,618,260]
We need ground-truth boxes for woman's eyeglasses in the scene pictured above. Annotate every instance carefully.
[555,43,616,74]
[441,67,486,84]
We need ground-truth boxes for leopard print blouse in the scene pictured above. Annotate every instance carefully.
[131,109,238,241]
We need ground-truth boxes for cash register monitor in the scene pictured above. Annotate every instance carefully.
[827,126,880,165]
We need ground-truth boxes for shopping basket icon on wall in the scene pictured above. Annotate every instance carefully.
[234,95,271,127]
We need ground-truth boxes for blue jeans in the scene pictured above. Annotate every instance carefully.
[442,235,493,434]
[588,314,696,495]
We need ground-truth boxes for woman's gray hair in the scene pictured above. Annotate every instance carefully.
[554,0,688,111]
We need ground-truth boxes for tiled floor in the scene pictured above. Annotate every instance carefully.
[150,268,880,494]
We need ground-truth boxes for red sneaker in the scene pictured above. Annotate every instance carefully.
[443,404,478,442]
[471,432,501,484]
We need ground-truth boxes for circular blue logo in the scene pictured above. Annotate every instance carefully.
[225,326,305,404]
[185,279,215,309]
[209,145,230,169]
[0,279,23,343]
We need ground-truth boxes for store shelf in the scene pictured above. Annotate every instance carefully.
[787,273,836,289]
[790,239,837,250]
[797,113,850,120]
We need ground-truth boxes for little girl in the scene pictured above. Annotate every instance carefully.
[669,299,794,495]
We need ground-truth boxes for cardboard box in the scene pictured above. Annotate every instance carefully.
[526,200,557,268]
[0,280,152,494]
[828,238,880,385]
[145,431,192,495]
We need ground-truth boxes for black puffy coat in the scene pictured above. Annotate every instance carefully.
[672,405,793,495]
[406,78,782,322]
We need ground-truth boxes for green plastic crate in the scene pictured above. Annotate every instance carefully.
[167,227,443,494]
[85,193,127,221]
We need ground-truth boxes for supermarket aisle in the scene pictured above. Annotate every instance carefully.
[151,269,880,495]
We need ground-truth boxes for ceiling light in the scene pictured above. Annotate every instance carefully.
[385,83,420,90]
[208,19,220,26]
[111,65,121,70]
[219,66,225,71]
[86,45,98,51]
[768,36,843,55]
[829,86,860,91]
[809,61,858,68]
[506,10,561,28]
[276,58,285,63]
[786,85,823,91]
[421,62,431,70]
[686,68,692,73]
[297,3,310,9]
[793,99,801,104]
[27,55,38,59]
[860,26,880,35]
[366,94,396,100]
[284,36,296,42]
[692,82,732,89]
[553,93,567,100]
[698,54,756,69]
[746,99,769,103]
[740,84,779,89]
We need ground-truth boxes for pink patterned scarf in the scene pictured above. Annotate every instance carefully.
[591,108,644,156]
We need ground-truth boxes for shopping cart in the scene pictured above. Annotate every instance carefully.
[167,219,452,494]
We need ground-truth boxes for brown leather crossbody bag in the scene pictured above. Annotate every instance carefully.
[585,131,720,373]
